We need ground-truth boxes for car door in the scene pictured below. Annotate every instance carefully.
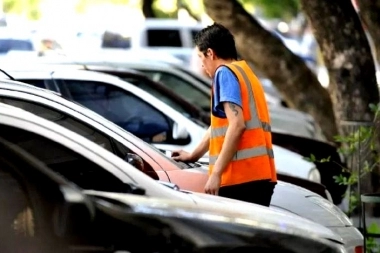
[0,136,68,252]
[0,95,168,181]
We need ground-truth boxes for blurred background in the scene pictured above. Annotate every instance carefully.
[0,0,327,81]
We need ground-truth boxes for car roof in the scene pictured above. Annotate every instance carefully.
[44,48,184,65]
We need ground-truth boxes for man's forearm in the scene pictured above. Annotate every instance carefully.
[191,127,211,161]
[212,124,245,176]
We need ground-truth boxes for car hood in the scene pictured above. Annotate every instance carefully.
[270,182,352,227]
[185,191,343,243]
[84,190,343,244]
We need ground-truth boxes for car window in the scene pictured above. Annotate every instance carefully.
[17,79,46,89]
[0,39,34,53]
[121,76,190,116]
[146,29,182,47]
[141,71,210,110]
[0,97,160,180]
[0,98,114,152]
[57,80,172,143]
[0,124,127,193]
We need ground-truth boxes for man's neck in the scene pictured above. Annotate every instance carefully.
[215,59,235,69]
[212,59,236,78]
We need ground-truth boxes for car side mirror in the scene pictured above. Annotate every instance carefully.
[172,122,189,140]
[54,185,95,238]
[125,153,144,172]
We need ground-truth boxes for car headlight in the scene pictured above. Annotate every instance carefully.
[308,168,321,183]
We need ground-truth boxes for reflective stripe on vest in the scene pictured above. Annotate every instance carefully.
[209,146,274,165]
[210,64,271,139]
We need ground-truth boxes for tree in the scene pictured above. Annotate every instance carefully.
[300,0,379,130]
[142,0,156,18]
[356,0,380,64]
[3,0,41,20]
[300,0,380,194]
[203,0,338,142]
[241,0,299,21]
[76,0,130,13]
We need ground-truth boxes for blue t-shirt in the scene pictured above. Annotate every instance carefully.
[212,66,242,118]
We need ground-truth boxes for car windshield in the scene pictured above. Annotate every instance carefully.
[141,70,210,110]
[107,119,191,169]
[121,76,190,116]
[173,65,212,87]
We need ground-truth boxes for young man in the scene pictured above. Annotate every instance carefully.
[172,23,277,207]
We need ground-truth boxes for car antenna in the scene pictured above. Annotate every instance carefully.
[0,69,15,81]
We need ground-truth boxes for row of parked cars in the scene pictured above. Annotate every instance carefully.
[4,49,348,204]
[0,50,362,252]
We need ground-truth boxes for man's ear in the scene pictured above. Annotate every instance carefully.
[206,48,214,58]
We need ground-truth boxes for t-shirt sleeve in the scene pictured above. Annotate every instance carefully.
[212,66,242,118]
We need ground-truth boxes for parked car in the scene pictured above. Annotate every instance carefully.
[0,124,347,253]
[80,64,210,125]
[34,55,325,140]
[0,79,329,194]
[4,67,321,183]
[127,19,204,49]
[0,102,355,252]
[0,81,363,253]
[22,49,347,204]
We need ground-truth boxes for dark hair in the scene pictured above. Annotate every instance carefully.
[194,23,238,60]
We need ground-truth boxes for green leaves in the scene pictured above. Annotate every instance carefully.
[240,0,300,20]
[304,154,330,163]
[4,0,42,20]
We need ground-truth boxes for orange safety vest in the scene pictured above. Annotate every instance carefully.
[209,60,277,187]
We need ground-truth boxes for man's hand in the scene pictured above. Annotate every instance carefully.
[171,150,193,162]
[204,172,222,195]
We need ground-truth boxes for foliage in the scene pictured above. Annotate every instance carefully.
[75,0,130,13]
[3,0,41,20]
[152,0,177,18]
[367,222,380,252]
[240,0,300,20]
[307,103,380,250]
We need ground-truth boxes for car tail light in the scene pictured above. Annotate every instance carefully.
[355,245,363,253]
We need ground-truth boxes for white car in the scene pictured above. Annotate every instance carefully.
[127,19,204,49]
[5,67,320,183]
[25,55,325,141]
[0,102,355,252]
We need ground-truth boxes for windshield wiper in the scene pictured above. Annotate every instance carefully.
[0,69,15,80]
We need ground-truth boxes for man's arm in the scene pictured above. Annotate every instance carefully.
[211,103,246,176]
[190,126,211,161]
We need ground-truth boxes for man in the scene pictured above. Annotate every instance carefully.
[172,23,277,207]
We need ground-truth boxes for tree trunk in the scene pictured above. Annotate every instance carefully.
[299,0,379,127]
[203,0,338,142]
[300,0,380,197]
[142,0,156,18]
[356,0,380,64]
